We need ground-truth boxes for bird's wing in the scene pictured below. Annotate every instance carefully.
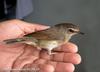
[25,28,63,40]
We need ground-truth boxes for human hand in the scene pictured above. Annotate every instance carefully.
[0,19,81,72]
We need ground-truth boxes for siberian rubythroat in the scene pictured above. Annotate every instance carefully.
[3,23,84,55]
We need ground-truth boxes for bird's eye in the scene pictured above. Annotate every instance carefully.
[68,29,75,33]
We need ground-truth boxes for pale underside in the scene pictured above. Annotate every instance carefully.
[24,39,63,55]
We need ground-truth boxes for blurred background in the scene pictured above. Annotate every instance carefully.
[0,0,100,72]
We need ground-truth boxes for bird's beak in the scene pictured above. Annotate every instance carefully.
[78,31,84,35]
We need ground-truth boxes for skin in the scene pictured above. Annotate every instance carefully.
[0,19,81,72]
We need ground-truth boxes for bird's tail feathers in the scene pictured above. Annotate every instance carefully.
[3,37,37,44]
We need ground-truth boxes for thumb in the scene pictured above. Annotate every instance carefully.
[15,20,50,34]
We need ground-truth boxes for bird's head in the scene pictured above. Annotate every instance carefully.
[54,23,84,36]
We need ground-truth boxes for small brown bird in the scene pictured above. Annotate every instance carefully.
[3,23,84,55]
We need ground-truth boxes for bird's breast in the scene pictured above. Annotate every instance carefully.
[37,40,60,50]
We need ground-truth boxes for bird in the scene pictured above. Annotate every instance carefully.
[3,23,84,55]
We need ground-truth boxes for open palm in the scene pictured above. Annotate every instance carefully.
[0,19,81,72]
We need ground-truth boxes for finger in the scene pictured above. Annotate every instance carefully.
[39,64,54,72]
[40,50,81,65]
[53,42,78,53]
[51,53,81,64]
[55,62,75,72]
[47,61,75,72]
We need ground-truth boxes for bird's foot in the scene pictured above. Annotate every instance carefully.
[48,50,57,55]
[36,47,42,50]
